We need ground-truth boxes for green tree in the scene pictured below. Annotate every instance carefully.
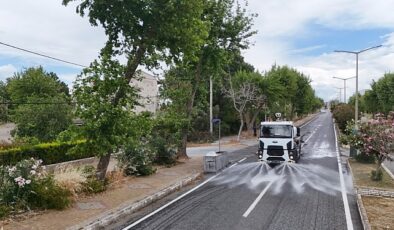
[348,92,366,114]
[164,0,257,156]
[6,67,69,105]
[64,0,209,179]
[0,81,9,122]
[6,67,72,142]
[374,73,394,114]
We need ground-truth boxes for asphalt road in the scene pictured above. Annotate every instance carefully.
[120,112,362,230]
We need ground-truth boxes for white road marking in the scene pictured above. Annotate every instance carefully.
[228,162,238,169]
[333,123,354,230]
[123,163,238,229]
[242,181,274,218]
[238,157,247,163]
[300,115,319,128]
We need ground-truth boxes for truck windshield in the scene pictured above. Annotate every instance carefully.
[261,125,292,138]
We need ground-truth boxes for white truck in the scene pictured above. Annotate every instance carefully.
[257,119,302,166]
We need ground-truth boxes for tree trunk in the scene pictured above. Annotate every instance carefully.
[176,56,203,158]
[237,114,244,142]
[96,152,111,181]
[244,111,252,133]
[178,130,189,159]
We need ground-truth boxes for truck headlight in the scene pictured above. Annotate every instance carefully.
[290,156,294,160]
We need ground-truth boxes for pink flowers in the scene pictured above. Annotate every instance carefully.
[14,176,31,187]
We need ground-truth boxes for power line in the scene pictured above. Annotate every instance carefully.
[0,41,88,68]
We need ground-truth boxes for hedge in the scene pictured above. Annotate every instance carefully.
[0,140,94,166]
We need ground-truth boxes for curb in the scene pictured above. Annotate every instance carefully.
[346,157,371,230]
[382,163,394,180]
[356,194,371,230]
[67,172,203,230]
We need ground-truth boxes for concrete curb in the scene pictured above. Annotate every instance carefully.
[356,194,371,230]
[67,172,203,230]
[382,163,394,180]
[346,157,371,230]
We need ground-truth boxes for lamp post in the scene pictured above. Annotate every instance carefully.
[332,76,356,103]
[334,45,382,127]
[335,87,343,103]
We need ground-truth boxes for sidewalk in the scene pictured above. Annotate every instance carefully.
[1,156,203,230]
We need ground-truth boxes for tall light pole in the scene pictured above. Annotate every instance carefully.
[333,76,356,103]
[335,87,343,103]
[334,45,382,127]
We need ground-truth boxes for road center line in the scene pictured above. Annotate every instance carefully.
[242,181,273,218]
[333,123,354,230]
[238,157,247,163]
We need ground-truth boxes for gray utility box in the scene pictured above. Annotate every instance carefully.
[204,151,229,173]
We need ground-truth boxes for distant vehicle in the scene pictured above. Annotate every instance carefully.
[257,114,302,166]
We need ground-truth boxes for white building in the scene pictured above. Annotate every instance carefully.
[131,71,159,114]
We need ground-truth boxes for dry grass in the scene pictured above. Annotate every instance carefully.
[362,196,394,230]
[54,166,86,197]
[349,159,394,190]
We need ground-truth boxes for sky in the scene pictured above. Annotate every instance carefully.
[1,0,394,102]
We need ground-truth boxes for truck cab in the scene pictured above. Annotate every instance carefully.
[257,120,301,166]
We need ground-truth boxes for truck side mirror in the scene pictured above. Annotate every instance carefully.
[296,127,301,137]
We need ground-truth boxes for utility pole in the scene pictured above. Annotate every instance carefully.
[333,76,356,103]
[334,45,382,128]
[209,76,213,134]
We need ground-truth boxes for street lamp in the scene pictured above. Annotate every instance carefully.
[335,87,344,103]
[334,45,382,127]
[332,76,356,103]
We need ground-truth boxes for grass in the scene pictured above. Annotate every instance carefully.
[362,196,394,230]
[349,159,394,190]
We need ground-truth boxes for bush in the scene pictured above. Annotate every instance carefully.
[355,152,376,164]
[0,140,92,165]
[118,143,156,176]
[371,168,383,181]
[0,158,72,216]
[151,137,177,166]
[80,166,107,194]
[332,104,355,132]
[0,204,10,218]
[28,176,72,209]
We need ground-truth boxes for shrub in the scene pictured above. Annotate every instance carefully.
[28,176,72,209]
[371,168,383,181]
[355,152,376,164]
[118,143,156,176]
[0,140,92,165]
[80,166,107,194]
[0,204,10,218]
[332,104,355,132]
[0,158,72,215]
[151,137,177,166]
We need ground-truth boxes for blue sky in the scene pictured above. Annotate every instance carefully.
[1,0,394,101]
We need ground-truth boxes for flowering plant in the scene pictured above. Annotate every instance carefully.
[359,119,394,166]
[0,158,46,210]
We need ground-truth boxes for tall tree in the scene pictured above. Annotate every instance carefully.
[169,0,257,157]
[63,0,209,179]
[6,67,72,142]
[223,70,264,141]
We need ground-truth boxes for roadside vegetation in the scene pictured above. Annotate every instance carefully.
[334,73,394,182]
[0,0,323,219]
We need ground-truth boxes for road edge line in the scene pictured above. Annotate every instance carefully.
[123,162,238,229]
[333,122,354,230]
[67,172,203,230]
